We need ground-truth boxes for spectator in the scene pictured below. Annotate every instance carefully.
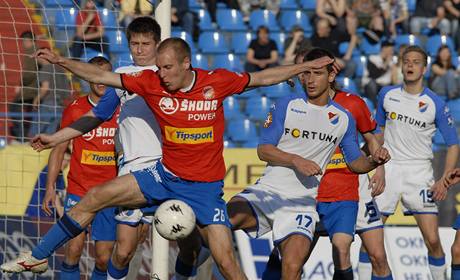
[430,45,460,99]
[71,0,109,59]
[347,0,385,42]
[283,25,312,65]
[29,54,72,137]
[244,26,279,72]
[310,18,358,77]
[363,40,395,104]
[9,31,39,142]
[119,0,153,28]
[315,0,351,35]
[238,0,280,22]
[79,0,113,9]
[391,43,408,84]
[381,0,409,37]
[172,0,199,42]
[410,0,450,35]
[444,0,460,49]
[205,0,240,23]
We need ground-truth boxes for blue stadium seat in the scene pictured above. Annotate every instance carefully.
[360,38,381,55]
[394,34,423,49]
[212,54,243,71]
[172,31,196,51]
[362,96,375,114]
[448,99,460,122]
[245,96,272,121]
[260,82,292,99]
[231,32,255,54]
[407,0,416,13]
[241,138,260,148]
[269,32,286,55]
[115,52,133,68]
[45,0,75,7]
[191,53,209,69]
[54,7,77,30]
[189,0,202,10]
[280,11,311,33]
[216,9,246,31]
[352,56,367,77]
[227,119,258,142]
[279,0,298,10]
[106,30,129,54]
[224,139,237,148]
[80,49,109,62]
[426,35,456,56]
[198,9,215,31]
[99,8,118,29]
[249,10,280,31]
[223,96,244,120]
[198,32,230,53]
[336,77,359,94]
[339,42,361,57]
[299,0,316,10]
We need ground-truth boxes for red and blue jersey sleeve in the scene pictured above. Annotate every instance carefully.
[120,70,161,97]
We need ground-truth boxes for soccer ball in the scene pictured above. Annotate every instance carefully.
[154,200,196,241]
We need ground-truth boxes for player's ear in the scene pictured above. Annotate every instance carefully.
[328,70,336,83]
[183,56,191,70]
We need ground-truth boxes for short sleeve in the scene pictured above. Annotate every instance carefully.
[339,111,362,163]
[248,40,257,50]
[120,70,161,97]
[94,13,102,26]
[76,12,83,25]
[435,100,459,146]
[269,40,278,52]
[259,97,291,145]
[60,104,76,129]
[92,88,120,121]
[352,96,377,134]
[212,69,250,98]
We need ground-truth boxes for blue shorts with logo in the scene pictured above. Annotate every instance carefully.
[454,214,460,230]
[64,194,117,241]
[317,201,358,239]
[132,161,231,227]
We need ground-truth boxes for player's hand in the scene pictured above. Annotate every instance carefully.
[306,56,334,70]
[430,180,448,201]
[34,48,63,65]
[371,147,390,165]
[31,133,57,151]
[292,155,322,177]
[369,166,385,197]
[42,188,56,216]
[445,168,460,187]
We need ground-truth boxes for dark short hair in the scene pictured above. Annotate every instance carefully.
[88,56,112,71]
[303,47,335,72]
[157,38,191,63]
[402,45,428,66]
[257,25,269,35]
[20,31,35,40]
[127,17,161,44]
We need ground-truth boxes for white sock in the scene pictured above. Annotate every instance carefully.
[358,251,373,280]
[428,255,447,280]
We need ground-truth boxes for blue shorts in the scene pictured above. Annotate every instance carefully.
[317,201,358,239]
[132,161,231,227]
[454,214,460,230]
[64,194,117,241]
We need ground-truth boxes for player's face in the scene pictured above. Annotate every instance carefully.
[129,33,158,66]
[301,66,335,99]
[90,63,112,96]
[402,51,426,83]
[157,49,191,91]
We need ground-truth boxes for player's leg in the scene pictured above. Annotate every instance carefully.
[278,235,311,280]
[359,228,392,279]
[331,233,354,279]
[91,207,116,280]
[92,241,114,280]
[414,214,446,280]
[227,196,258,232]
[451,228,460,280]
[60,232,86,280]
[175,227,203,279]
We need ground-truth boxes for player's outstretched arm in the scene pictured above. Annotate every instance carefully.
[34,49,123,88]
[361,132,386,196]
[347,147,391,174]
[247,56,337,87]
[257,144,322,177]
[431,145,459,201]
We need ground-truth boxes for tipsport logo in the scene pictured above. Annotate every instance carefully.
[165,126,214,144]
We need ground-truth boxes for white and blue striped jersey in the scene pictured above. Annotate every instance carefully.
[376,85,458,162]
[258,94,362,199]
[92,64,162,165]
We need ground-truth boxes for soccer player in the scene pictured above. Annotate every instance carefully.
[41,56,118,279]
[227,48,390,280]
[1,38,338,279]
[375,45,459,280]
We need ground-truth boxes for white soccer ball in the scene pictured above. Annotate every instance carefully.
[154,200,196,241]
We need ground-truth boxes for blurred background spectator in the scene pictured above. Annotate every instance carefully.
[391,44,409,84]
[411,0,450,35]
[9,31,39,142]
[314,0,351,35]
[430,45,460,99]
[205,0,241,24]
[79,0,113,9]
[362,40,395,104]
[381,0,409,37]
[238,0,280,22]
[245,26,279,71]
[172,0,200,41]
[444,0,460,49]
[311,18,357,78]
[71,0,108,58]
[283,25,312,65]
[119,0,153,28]
[347,0,385,43]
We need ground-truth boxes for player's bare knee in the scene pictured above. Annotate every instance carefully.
[452,244,460,262]
[368,250,388,270]
[424,236,443,254]
[114,246,134,266]
[281,258,303,277]
[95,253,111,270]
[66,243,84,261]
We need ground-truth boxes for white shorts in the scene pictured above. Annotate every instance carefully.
[375,160,437,216]
[356,174,383,233]
[235,184,318,245]
[115,157,159,225]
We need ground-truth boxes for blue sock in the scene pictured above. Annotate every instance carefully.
[108,259,129,279]
[359,251,371,263]
[175,258,197,277]
[371,274,393,280]
[91,266,108,280]
[262,249,282,280]
[452,264,460,280]
[428,255,446,266]
[32,213,84,260]
[60,262,80,280]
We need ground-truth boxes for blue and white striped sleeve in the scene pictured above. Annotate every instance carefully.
[92,87,120,121]
[340,111,362,164]
[375,87,388,127]
[259,97,290,146]
[434,99,459,146]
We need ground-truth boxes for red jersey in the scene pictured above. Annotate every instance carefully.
[121,68,250,182]
[61,96,118,196]
[317,91,377,202]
